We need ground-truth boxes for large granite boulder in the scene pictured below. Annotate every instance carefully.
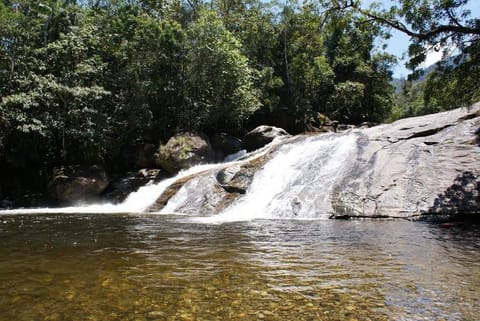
[155,131,215,174]
[330,103,480,219]
[243,126,289,151]
[48,164,109,203]
[210,133,243,160]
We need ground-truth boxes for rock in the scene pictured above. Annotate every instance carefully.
[215,164,254,194]
[103,169,166,203]
[147,103,480,220]
[330,102,480,219]
[146,151,273,214]
[155,131,215,174]
[337,124,356,131]
[48,164,109,203]
[210,133,243,160]
[303,124,330,133]
[330,120,339,132]
[315,113,332,126]
[0,199,13,209]
[243,125,290,151]
[359,121,377,128]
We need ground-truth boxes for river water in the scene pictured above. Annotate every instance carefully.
[0,214,479,321]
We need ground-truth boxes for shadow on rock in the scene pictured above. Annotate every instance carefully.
[425,171,480,220]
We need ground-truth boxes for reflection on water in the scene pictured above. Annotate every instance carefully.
[0,214,479,321]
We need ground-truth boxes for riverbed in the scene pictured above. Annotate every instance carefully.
[0,214,479,320]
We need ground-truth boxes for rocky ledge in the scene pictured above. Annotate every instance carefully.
[148,103,480,220]
[330,103,480,219]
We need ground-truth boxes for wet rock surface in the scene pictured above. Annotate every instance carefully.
[331,103,480,219]
[103,169,167,203]
[147,150,274,214]
[147,103,480,219]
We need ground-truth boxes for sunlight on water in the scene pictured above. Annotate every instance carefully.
[0,215,479,321]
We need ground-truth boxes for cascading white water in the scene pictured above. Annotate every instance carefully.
[0,138,282,215]
[0,133,357,220]
[0,163,220,215]
[118,163,220,212]
[197,133,357,223]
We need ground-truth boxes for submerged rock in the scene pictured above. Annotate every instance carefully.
[48,164,109,204]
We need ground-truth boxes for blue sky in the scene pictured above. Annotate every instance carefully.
[373,0,480,78]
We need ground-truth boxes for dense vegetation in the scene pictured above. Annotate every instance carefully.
[363,0,480,119]
[0,0,479,200]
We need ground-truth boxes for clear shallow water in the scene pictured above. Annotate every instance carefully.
[0,214,479,321]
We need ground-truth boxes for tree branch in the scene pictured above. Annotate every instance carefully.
[348,2,480,42]
[185,0,198,17]
[446,8,465,29]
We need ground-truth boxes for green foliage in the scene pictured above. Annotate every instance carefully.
[0,0,402,188]
[319,8,395,124]
[184,10,261,132]
[349,0,480,118]
[424,41,480,110]
[392,40,479,120]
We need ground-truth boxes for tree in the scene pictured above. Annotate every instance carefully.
[319,5,395,124]
[1,6,111,166]
[345,0,480,112]
[424,40,480,110]
[184,10,261,133]
[343,0,480,72]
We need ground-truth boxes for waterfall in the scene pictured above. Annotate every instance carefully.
[118,163,219,212]
[0,163,221,215]
[0,133,357,219]
[195,133,357,223]
[0,138,282,215]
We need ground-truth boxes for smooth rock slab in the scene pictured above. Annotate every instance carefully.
[331,103,480,219]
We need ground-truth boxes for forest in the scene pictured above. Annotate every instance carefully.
[0,0,479,200]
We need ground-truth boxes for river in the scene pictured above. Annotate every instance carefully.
[0,214,479,320]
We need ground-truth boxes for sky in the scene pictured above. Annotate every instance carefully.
[372,0,480,78]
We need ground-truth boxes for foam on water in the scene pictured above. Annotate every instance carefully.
[0,138,283,215]
[196,133,357,223]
